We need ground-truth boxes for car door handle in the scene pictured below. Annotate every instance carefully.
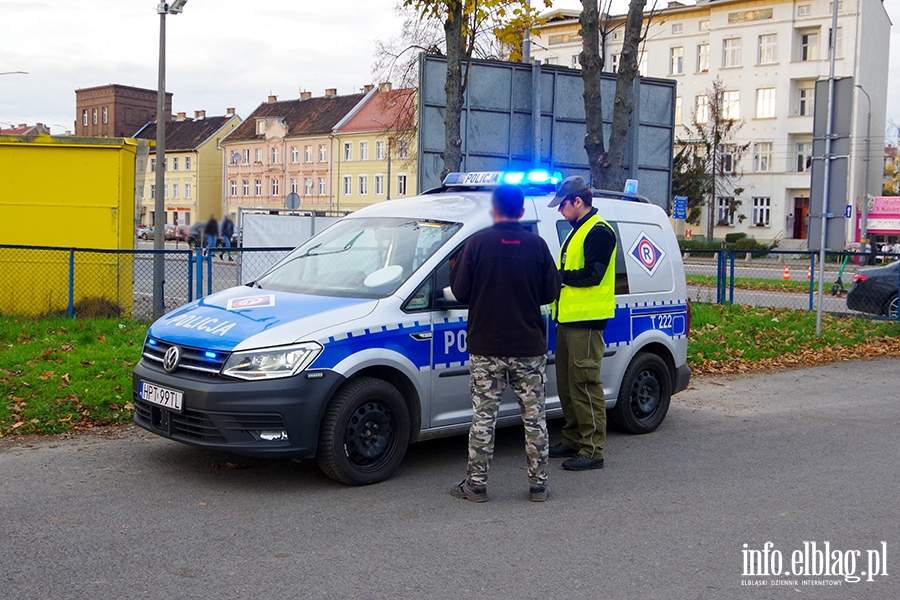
[410,332,432,341]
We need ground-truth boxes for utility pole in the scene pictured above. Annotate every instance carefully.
[855,84,872,251]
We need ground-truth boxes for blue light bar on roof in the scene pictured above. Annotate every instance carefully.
[443,169,564,188]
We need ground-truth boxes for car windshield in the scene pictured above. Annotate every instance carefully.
[256,217,462,298]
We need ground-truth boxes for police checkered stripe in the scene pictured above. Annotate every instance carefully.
[324,320,426,345]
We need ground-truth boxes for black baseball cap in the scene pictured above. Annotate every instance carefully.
[548,176,590,208]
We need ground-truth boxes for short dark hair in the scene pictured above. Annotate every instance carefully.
[568,188,593,207]
[492,184,525,219]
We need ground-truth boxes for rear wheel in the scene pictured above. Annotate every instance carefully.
[188,238,196,251]
[317,377,410,485]
[885,294,898,318]
[609,352,672,434]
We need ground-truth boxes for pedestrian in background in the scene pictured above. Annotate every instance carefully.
[204,214,219,257]
[547,176,617,471]
[220,214,235,261]
[449,184,561,503]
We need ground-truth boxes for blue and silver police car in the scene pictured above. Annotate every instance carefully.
[133,171,691,485]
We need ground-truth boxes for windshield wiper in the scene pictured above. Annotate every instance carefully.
[247,281,263,289]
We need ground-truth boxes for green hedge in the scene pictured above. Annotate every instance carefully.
[679,238,772,253]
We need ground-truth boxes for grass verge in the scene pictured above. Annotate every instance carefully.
[0,317,146,437]
[687,274,815,294]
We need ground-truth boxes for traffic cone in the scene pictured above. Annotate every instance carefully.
[806,266,811,280]
[783,265,790,281]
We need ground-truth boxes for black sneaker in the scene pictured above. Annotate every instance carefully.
[450,480,488,503]
[549,442,578,458]
[562,455,605,471]
[529,484,549,502]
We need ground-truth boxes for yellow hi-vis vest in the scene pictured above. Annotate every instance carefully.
[554,214,617,323]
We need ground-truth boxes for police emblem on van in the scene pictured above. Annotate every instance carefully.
[628,231,667,277]
[163,345,181,373]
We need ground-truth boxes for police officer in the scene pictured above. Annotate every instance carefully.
[547,176,617,471]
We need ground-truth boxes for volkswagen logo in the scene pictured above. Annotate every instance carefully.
[163,345,181,373]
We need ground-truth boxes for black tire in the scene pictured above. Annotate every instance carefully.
[609,352,672,434]
[885,294,898,318]
[188,239,196,251]
[317,377,410,485]
[141,233,148,240]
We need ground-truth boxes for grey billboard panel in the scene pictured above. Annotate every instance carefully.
[417,54,676,210]
[808,77,853,251]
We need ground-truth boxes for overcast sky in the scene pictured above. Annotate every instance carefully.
[1,0,897,142]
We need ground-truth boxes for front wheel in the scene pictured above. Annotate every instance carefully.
[609,352,672,434]
[885,294,898,318]
[317,377,411,485]
[188,239,196,251]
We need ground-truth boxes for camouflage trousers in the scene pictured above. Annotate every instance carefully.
[466,354,549,487]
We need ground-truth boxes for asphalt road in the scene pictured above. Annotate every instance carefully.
[2,360,898,599]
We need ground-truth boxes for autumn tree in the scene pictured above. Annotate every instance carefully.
[676,78,750,242]
[884,146,899,196]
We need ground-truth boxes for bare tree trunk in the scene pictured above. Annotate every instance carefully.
[442,1,464,178]
[601,0,646,192]
[580,0,606,185]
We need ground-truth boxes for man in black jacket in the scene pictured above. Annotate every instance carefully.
[220,215,235,261]
[448,185,561,502]
[203,215,219,257]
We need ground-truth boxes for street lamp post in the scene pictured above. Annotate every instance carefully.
[855,84,872,252]
[152,1,186,319]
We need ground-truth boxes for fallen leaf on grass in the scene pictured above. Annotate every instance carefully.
[124,402,134,410]
[11,422,24,429]
[61,373,70,384]
[60,344,73,352]
[38,372,55,381]
[109,403,119,410]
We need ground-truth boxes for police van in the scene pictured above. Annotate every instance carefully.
[133,170,691,485]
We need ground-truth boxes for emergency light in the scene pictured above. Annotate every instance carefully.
[443,169,563,188]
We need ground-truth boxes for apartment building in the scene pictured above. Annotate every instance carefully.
[332,84,417,211]
[75,84,172,138]
[220,90,365,217]
[133,110,242,227]
[534,0,890,244]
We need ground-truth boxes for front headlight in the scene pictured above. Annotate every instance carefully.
[221,342,323,380]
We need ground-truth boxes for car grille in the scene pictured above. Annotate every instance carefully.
[142,338,229,376]
[134,397,287,445]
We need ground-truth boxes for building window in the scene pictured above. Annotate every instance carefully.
[242,149,250,165]
[375,175,384,195]
[172,184,179,199]
[163,185,168,200]
[828,1,843,12]
[752,197,771,226]
[670,46,684,75]
[82,110,88,126]
[571,55,580,69]
[102,107,108,124]
[697,44,709,73]
[800,32,819,61]
[271,147,279,164]
[172,157,179,171]
[301,145,309,163]
[150,158,156,172]
[695,94,709,124]
[291,146,299,163]
[828,27,843,59]
[305,178,313,196]
[398,139,409,160]
[609,54,619,73]
[256,120,266,134]
[638,51,647,77]
[150,185,156,200]
[671,23,683,35]
[723,90,740,120]
[139,186,144,200]
[798,87,815,116]
[162,158,167,171]
[343,175,352,196]
[675,97,682,125]
[185,156,191,171]
[230,151,239,166]
[719,144,738,174]
[723,38,741,68]
[756,88,776,119]
[290,178,298,194]
[255,148,262,163]
[359,142,369,161]
[319,145,327,162]
[699,19,710,31]
[797,4,811,16]
[758,34,777,64]
[183,212,191,226]
[255,179,262,196]
[753,142,773,172]
[318,178,326,195]
[271,178,280,196]
[544,57,558,65]
[716,197,735,226]
[358,175,368,196]
[396,174,407,196]
[185,183,191,199]
[343,142,352,161]
[92,108,98,125]
[375,140,386,160]
[797,143,813,172]
[242,180,249,196]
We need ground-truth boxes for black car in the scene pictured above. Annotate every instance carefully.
[846,262,899,317]
[186,222,238,251]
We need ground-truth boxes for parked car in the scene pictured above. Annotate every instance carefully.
[135,225,151,239]
[138,224,176,241]
[173,225,191,241]
[846,261,899,317]
[186,222,238,251]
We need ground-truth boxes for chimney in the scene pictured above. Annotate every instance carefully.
[267,94,278,103]
[194,110,206,119]
[363,84,375,94]
[226,107,235,116]
[300,91,312,100]
[176,111,187,121]
[324,88,337,98]
[18,123,26,128]
[378,82,392,93]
